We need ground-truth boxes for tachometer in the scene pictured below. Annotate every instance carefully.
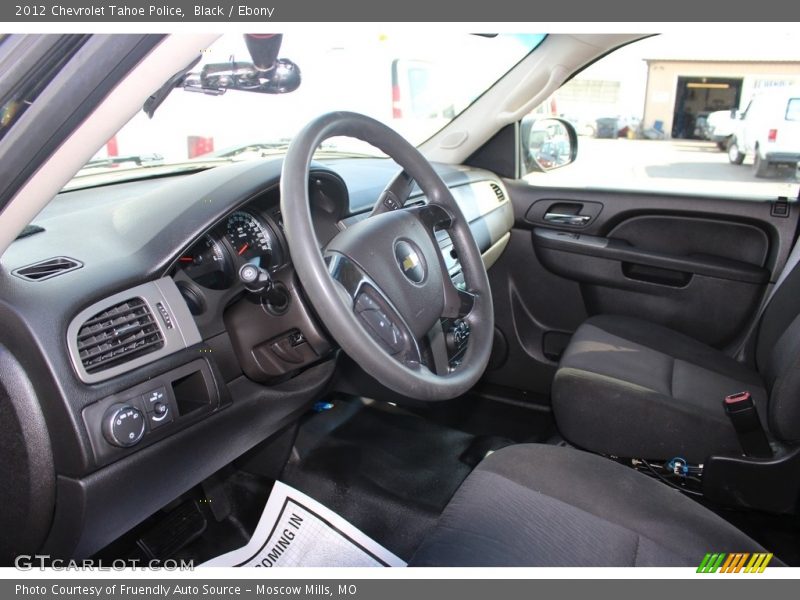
[226,211,275,266]
[177,234,234,290]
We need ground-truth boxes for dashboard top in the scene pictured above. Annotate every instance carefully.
[3,157,488,280]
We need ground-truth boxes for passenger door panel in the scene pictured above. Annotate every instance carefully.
[482,182,798,397]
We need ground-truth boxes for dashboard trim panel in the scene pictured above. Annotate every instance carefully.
[66,277,202,384]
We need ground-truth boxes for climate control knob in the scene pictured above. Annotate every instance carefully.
[102,404,146,448]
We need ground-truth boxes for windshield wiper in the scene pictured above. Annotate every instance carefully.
[80,153,165,171]
[212,141,291,159]
[210,142,378,160]
[312,148,383,159]
[64,159,233,191]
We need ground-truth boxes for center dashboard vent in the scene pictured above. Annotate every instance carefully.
[489,183,506,203]
[12,256,82,281]
[77,298,164,374]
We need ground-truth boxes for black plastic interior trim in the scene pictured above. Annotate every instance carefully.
[704,446,800,514]
[533,227,769,283]
[41,359,336,559]
[505,182,797,280]
[0,344,55,563]
[464,123,518,179]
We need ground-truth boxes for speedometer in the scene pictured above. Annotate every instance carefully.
[226,211,274,266]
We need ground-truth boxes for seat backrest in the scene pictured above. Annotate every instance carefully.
[756,263,800,443]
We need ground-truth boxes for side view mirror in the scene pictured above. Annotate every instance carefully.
[520,117,578,174]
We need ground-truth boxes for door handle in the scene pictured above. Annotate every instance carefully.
[543,212,591,226]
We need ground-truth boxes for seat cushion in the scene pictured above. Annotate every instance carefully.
[552,315,767,462]
[410,444,773,567]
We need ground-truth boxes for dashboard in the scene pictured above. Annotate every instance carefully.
[0,156,513,560]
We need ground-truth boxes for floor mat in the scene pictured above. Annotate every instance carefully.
[200,482,405,567]
[280,397,514,560]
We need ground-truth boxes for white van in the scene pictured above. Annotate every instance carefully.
[728,86,800,177]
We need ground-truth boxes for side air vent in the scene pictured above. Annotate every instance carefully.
[489,183,506,202]
[77,298,164,374]
[12,256,82,281]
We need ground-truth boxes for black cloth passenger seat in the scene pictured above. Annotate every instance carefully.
[551,257,800,462]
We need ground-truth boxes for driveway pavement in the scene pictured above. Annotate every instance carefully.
[526,138,800,199]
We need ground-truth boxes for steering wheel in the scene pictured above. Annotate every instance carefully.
[280,112,493,401]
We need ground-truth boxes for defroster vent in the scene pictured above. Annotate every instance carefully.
[77,298,164,374]
[12,256,82,281]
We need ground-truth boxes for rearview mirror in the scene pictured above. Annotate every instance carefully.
[182,33,301,96]
[144,34,302,117]
[521,117,578,174]
[182,58,301,95]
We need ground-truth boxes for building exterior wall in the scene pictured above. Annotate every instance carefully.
[643,60,800,137]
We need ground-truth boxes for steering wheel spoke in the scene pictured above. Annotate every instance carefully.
[326,252,422,364]
[443,284,476,319]
[402,202,475,320]
[408,201,453,230]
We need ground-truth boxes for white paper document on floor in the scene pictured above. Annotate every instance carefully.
[200,481,406,567]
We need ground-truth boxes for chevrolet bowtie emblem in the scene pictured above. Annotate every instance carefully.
[402,253,420,273]
[394,240,425,284]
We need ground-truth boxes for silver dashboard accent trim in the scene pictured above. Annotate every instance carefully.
[66,277,202,384]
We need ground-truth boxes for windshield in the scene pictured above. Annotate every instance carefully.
[68,33,544,187]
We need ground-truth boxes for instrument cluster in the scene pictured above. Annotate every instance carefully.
[175,208,287,292]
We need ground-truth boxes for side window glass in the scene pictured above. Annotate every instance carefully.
[522,33,800,200]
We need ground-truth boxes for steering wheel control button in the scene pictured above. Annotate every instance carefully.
[355,294,403,354]
[355,292,380,312]
[381,191,402,211]
[142,386,168,413]
[394,240,426,284]
[445,319,471,365]
[455,320,470,343]
[102,403,146,447]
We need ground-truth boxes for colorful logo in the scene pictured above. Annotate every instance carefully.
[697,552,773,573]
[394,240,425,284]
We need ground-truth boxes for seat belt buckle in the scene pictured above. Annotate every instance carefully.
[723,391,773,458]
